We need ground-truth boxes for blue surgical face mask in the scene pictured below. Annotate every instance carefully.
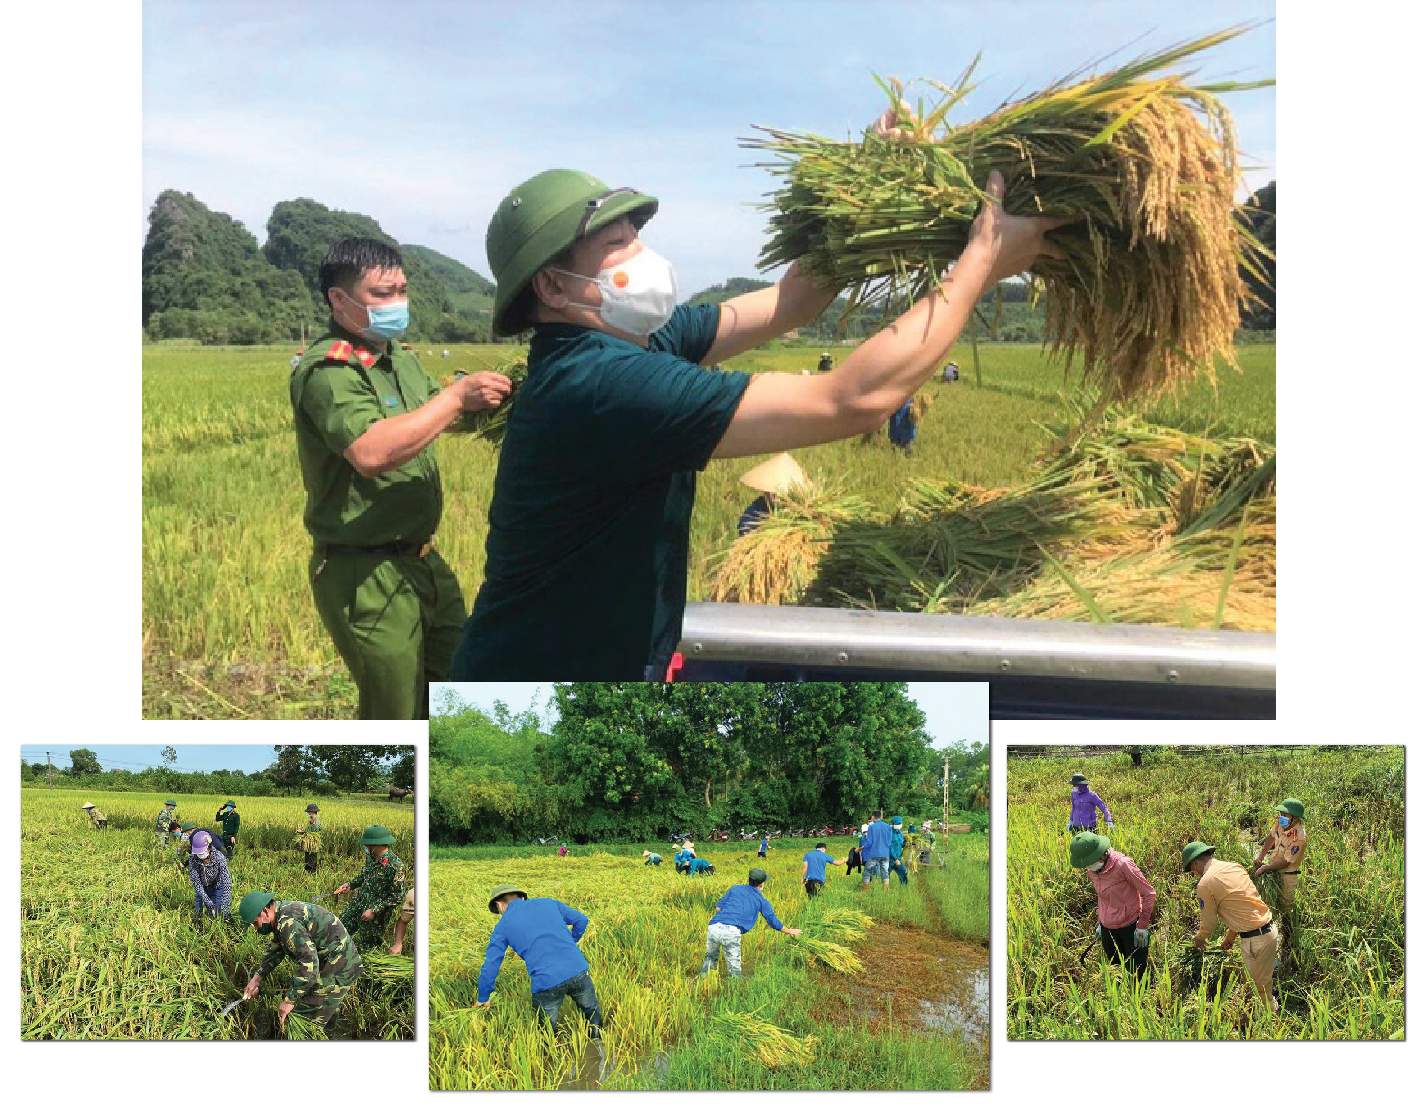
[365,846,371,856]
[1278,815,1291,828]
[338,288,409,340]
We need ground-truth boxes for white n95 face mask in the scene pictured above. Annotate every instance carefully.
[556,246,679,335]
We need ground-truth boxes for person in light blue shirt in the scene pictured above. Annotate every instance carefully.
[699,867,801,978]
[861,811,895,889]
[800,842,845,897]
[642,851,664,866]
[474,884,601,1040]
[758,835,769,859]
[887,817,910,887]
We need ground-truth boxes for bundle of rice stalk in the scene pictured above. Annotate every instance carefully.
[360,952,415,987]
[812,907,876,940]
[710,482,873,605]
[745,28,1272,401]
[713,1011,817,1068]
[795,936,864,974]
[455,357,529,446]
[283,1012,328,1041]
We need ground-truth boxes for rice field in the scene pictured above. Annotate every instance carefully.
[1006,747,1404,1040]
[429,834,989,1089]
[142,340,1273,718]
[20,789,416,1039]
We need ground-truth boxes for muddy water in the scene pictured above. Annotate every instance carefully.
[916,964,989,1042]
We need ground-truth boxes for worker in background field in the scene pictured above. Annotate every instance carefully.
[642,850,664,866]
[557,840,571,858]
[1182,841,1279,1015]
[81,801,107,830]
[700,867,801,978]
[921,821,938,864]
[887,817,910,886]
[389,886,415,956]
[817,352,833,373]
[1070,831,1155,979]
[801,842,845,897]
[296,803,322,874]
[736,453,808,538]
[333,825,407,953]
[684,856,716,876]
[154,799,178,847]
[860,811,894,891]
[215,800,241,859]
[240,891,363,1036]
[1253,798,1308,912]
[887,397,917,454]
[1067,774,1115,834]
[941,361,959,383]
[758,832,770,860]
[475,884,602,1045]
[188,830,232,926]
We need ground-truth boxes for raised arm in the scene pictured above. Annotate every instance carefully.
[702,261,838,366]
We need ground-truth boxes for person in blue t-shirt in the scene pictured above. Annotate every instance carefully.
[673,848,691,874]
[474,884,601,1040]
[888,398,918,453]
[699,867,802,978]
[801,842,846,897]
[861,811,896,890]
[757,834,770,860]
[887,817,910,886]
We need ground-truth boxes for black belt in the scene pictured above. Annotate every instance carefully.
[316,539,433,559]
[1280,870,1301,875]
[1238,922,1273,939]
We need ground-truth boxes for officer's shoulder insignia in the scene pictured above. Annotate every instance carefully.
[324,340,355,363]
[352,345,378,369]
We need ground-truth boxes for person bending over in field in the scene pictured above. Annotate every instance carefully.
[801,841,845,897]
[389,885,415,956]
[296,803,322,875]
[475,884,603,1044]
[448,148,1064,681]
[290,237,513,719]
[642,850,664,866]
[240,891,363,1036]
[188,830,232,926]
[81,802,107,830]
[1252,798,1307,912]
[332,825,407,954]
[1069,831,1155,980]
[1181,841,1280,1016]
[735,452,808,537]
[700,867,802,979]
[683,857,716,877]
[1067,774,1115,834]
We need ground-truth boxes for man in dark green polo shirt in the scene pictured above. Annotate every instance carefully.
[291,237,512,718]
[450,154,1062,680]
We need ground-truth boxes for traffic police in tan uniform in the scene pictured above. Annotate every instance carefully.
[1253,798,1307,911]
[290,237,512,718]
[1183,841,1279,1015]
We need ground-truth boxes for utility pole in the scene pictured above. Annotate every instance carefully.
[943,757,949,860]
[46,750,53,790]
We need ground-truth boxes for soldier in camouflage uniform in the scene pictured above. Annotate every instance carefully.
[296,803,323,875]
[239,891,363,1032]
[153,799,178,846]
[215,800,241,859]
[333,825,407,952]
[289,237,512,719]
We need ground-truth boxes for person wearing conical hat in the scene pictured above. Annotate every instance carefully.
[296,803,323,875]
[215,800,241,859]
[1182,841,1279,1015]
[736,453,809,537]
[239,891,362,1035]
[1253,798,1308,912]
[448,162,1064,683]
[475,884,603,1045]
[81,802,107,830]
[642,850,664,866]
[1067,773,1115,834]
[1070,831,1155,979]
[333,826,407,953]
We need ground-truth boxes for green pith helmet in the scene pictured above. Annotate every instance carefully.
[486,168,659,336]
[1181,841,1216,872]
[1070,774,1088,786]
[487,884,529,914]
[224,800,236,809]
[181,821,196,831]
[239,891,277,926]
[306,803,320,813]
[1274,798,1306,820]
[1069,832,1110,868]
[359,825,397,846]
[165,799,176,807]
[749,867,769,883]
[81,802,95,809]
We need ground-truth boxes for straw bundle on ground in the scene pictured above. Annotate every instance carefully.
[794,936,865,974]
[746,29,1271,401]
[713,1011,818,1068]
[360,952,415,987]
[283,1012,328,1040]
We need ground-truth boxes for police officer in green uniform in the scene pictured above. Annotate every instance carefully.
[215,800,241,859]
[333,825,408,952]
[449,158,1062,680]
[239,891,363,1036]
[290,237,513,718]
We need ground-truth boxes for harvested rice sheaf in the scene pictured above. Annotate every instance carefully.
[450,357,529,446]
[746,29,1271,402]
[713,1011,818,1068]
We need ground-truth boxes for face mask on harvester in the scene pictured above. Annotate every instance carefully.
[554,245,678,335]
[339,289,410,340]
[1278,815,1291,828]
[258,922,274,935]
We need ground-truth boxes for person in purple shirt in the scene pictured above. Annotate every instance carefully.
[861,811,896,889]
[699,867,801,978]
[474,884,601,1041]
[1068,774,1115,834]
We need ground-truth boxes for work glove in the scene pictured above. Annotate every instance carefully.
[1094,924,1102,939]
[1106,821,1115,830]
[1133,927,1149,949]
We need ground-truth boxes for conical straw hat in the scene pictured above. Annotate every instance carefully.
[739,453,809,495]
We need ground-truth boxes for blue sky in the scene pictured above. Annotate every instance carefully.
[430,681,988,748]
[143,0,1275,299]
[20,744,283,774]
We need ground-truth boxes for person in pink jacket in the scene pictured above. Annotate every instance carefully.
[1070,831,1156,979]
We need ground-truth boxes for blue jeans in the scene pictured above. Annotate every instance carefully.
[530,970,602,1039]
[863,857,890,884]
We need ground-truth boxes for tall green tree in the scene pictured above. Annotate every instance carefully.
[69,748,102,775]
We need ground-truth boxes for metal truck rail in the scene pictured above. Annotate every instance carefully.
[676,603,1275,720]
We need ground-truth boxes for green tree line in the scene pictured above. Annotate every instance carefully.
[430,682,988,845]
